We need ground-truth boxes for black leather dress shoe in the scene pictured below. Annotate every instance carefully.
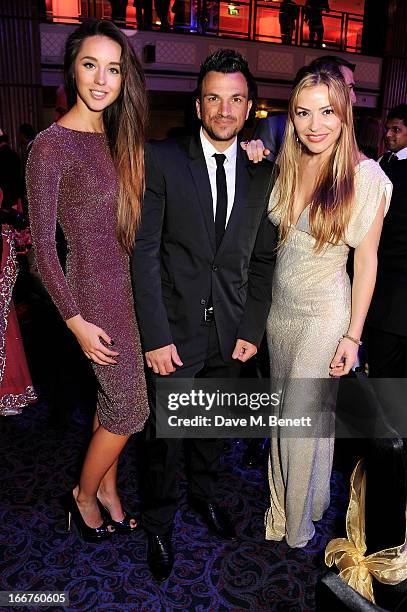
[188,497,237,540]
[147,532,174,582]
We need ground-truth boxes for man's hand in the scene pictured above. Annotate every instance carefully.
[240,139,270,163]
[232,339,257,362]
[145,343,183,375]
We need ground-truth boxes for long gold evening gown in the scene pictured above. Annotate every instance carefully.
[265,159,392,548]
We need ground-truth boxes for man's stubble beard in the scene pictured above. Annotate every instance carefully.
[202,118,240,143]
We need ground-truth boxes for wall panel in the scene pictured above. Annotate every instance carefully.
[0,0,42,149]
[381,0,407,114]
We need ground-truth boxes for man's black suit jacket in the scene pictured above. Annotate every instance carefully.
[132,133,278,364]
[368,157,407,336]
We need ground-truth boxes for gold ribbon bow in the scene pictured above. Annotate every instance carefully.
[325,459,407,603]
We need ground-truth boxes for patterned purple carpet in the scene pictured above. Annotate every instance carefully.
[0,397,347,611]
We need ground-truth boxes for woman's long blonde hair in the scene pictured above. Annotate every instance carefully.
[273,66,359,252]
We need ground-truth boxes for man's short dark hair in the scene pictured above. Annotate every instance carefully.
[196,49,257,106]
[310,55,356,73]
[387,104,407,127]
[293,55,355,87]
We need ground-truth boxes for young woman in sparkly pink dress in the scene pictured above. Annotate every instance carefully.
[26,19,149,542]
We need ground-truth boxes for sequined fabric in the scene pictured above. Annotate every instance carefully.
[26,124,149,435]
[265,159,392,547]
[0,228,18,386]
[0,227,37,410]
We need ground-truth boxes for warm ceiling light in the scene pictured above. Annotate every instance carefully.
[256,109,268,119]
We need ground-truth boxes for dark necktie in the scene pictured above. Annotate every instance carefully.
[213,153,227,251]
[381,151,398,165]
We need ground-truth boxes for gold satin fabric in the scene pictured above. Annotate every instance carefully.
[325,459,407,603]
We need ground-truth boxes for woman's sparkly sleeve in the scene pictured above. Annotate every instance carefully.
[26,134,80,321]
[345,161,392,248]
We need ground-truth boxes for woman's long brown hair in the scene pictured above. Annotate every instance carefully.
[64,19,148,254]
[272,66,360,252]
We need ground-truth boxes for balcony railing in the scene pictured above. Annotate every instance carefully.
[43,1,364,53]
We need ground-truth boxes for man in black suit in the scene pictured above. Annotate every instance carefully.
[367,104,407,376]
[132,49,277,582]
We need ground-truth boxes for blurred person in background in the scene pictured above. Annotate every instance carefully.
[367,104,407,377]
[279,0,299,46]
[304,0,330,48]
[134,0,152,29]
[354,115,382,160]
[0,187,37,416]
[109,0,127,24]
[0,129,22,210]
[155,0,171,30]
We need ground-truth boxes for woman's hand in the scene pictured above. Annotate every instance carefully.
[240,139,270,163]
[66,314,119,365]
[329,338,359,377]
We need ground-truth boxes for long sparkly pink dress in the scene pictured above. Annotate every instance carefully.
[0,226,37,412]
[26,124,149,435]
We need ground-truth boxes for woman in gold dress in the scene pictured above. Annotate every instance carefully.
[264,65,392,548]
